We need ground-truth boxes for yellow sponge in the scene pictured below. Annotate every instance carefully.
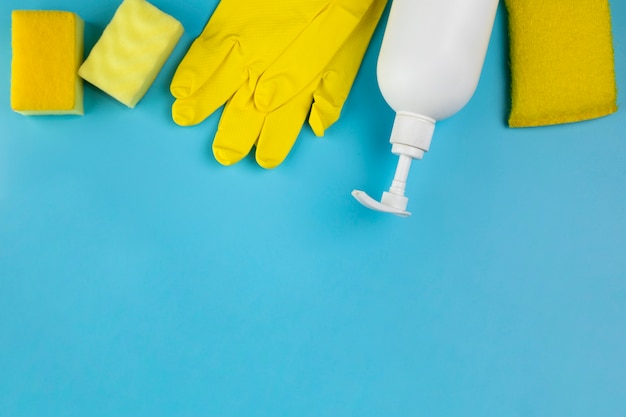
[505,0,618,127]
[11,11,84,116]
[79,0,183,108]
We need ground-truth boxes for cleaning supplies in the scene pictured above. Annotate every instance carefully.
[79,0,183,108]
[353,0,499,216]
[211,0,388,168]
[505,0,618,127]
[11,10,84,116]
[171,0,384,168]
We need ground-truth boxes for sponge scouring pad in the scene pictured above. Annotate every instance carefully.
[505,0,618,127]
[11,10,84,116]
[78,0,184,108]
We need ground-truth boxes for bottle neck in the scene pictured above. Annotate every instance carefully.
[390,112,436,159]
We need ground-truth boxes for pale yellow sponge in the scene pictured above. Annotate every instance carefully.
[11,11,84,116]
[78,0,183,108]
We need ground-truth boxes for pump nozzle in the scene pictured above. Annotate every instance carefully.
[352,154,413,217]
[352,113,434,217]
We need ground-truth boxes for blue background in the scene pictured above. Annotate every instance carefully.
[1,0,625,416]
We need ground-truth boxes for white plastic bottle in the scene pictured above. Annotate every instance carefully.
[353,0,500,217]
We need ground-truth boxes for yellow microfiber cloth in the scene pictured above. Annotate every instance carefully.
[11,10,84,116]
[505,0,618,127]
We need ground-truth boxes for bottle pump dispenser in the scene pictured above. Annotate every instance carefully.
[353,0,500,216]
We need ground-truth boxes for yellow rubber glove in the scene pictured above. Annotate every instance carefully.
[211,0,387,168]
[171,0,385,168]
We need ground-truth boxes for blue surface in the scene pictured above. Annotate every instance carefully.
[1,1,626,416]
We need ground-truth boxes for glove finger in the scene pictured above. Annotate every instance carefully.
[212,83,265,166]
[254,0,376,112]
[170,34,241,99]
[171,54,249,126]
[309,0,387,136]
[308,70,346,137]
[255,86,316,169]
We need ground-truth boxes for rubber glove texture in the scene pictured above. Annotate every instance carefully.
[171,0,385,168]
[212,0,387,168]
